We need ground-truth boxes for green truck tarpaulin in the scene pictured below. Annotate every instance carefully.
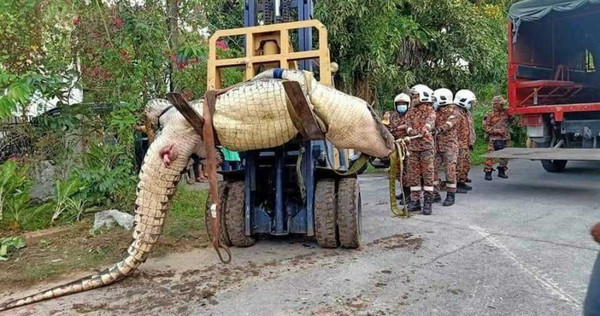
[509,0,600,41]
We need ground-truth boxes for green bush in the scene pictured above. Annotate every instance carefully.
[0,161,53,231]
[72,143,137,211]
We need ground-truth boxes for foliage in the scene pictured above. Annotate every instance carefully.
[0,160,54,230]
[50,178,86,223]
[0,236,26,261]
[315,0,509,108]
[0,160,29,221]
[72,143,137,210]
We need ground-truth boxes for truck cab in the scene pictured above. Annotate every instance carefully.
[508,0,600,171]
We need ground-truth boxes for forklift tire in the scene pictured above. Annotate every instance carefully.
[205,182,231,246]
[336,178,361,249]
[541,159,567,173]
[314,178,339,248]
[224,181,256,247]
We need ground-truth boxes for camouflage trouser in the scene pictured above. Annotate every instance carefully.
[434,149,458,193]
[407,149,435,200]
[457,148,471,183]
[484,140,509,171]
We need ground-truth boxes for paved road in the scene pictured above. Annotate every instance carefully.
[6,160,600,316]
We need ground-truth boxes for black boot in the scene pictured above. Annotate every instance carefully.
[466,178,472,183]
[407,200,421,212]
[443,192,455,206]
[456,183,468,194]
[433,191,442,203]
[497,167,508,179]
[422,195,433,215]
[484,170,493,181]
[397,187,411,205]
[461,182,473,191]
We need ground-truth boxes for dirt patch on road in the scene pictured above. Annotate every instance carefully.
[60,250,347,314]
[367,233,423,251]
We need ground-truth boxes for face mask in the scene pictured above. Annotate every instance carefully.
[396,105,408,114]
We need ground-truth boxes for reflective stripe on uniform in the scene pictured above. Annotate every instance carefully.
[423,186,434,192]
[446,183,457,188]
[410,186,422,191]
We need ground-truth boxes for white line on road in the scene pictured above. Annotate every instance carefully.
[469,224,581,308]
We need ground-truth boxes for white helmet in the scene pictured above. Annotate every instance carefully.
[409,84,433,103]
[454,89,476,110]
[394,93,411,104]
[433,88,453,109]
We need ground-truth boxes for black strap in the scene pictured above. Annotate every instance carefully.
[156,105,174,131]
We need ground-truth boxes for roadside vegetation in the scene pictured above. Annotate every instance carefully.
[0,186,208,291]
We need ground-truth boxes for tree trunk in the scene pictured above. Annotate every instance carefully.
[167,0,179,93]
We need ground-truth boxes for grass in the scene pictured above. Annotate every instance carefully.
[471,104,492,166]
[0,186,209,293]
[0,203,55,233]
[164,186,207,239]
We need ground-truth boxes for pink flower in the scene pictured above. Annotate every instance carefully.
[113,17,124,28]
[216,40,228,50]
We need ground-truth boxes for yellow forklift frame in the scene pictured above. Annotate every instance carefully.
[207,19,332,90]
[206,19,349,168]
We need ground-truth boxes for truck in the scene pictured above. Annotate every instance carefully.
[499,0,600,172]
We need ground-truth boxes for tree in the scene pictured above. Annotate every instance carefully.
[315,0,509,109]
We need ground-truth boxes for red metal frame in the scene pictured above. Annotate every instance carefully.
[507,21,600,122]
[510,103,600,122]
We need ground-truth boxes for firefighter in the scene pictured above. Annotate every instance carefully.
[405,84,436,215]
[455,89,477,193]
[432,88,460,206]
[483,95,511,180]
[389,93,411,203]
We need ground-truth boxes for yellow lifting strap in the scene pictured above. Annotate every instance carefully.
[388,135,421,218]
[388,140,409,218]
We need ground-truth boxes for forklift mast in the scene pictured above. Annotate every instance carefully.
[244,0,313,70]
[206,0,354,240]
[242,0,318,236]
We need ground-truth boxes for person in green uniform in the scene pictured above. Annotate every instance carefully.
[220,146,241,171]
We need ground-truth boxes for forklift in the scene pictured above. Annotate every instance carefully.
[204,0,362,249]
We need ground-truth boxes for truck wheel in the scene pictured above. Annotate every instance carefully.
[224,181,255,247]
[205,182,231,246]
[541,160,568,173]
[314,178,339,248]
[336,178,361,249]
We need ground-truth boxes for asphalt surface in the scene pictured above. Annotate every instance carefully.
[4,159,600,316]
